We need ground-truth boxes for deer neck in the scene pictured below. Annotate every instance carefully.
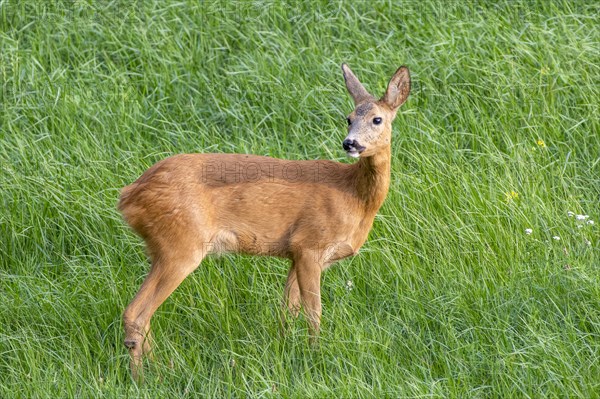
[353,145,392,213]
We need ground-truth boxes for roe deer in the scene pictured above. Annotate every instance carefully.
[119,64,410,379]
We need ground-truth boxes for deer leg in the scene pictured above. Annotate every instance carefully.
[280,263,301,334]
[295,252,323,337]
[123,249,204,380]
[283,264,301,317]
[141,322,154,361]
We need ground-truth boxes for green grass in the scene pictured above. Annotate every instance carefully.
[1,0,599,397]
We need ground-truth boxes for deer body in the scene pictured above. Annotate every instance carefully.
[120,152,388,261]
[120,64,410,379]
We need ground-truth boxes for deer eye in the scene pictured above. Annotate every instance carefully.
[347,117,352,126]
[373,117,382,125]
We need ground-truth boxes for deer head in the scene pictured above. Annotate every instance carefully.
[342,64,411,158]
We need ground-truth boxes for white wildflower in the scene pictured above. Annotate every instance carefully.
[576,214,589,220]
[587,220,594,225]
[567,211,575,217]
[525,228,533,235]
[553,236,560,241]
[585,239,592,246]
[346,280,353,291]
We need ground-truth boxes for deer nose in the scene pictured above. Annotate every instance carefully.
[343,139,356,151]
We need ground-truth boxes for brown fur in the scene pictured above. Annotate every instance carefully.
[119,64,410,379]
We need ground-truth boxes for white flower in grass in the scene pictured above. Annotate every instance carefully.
[346,280,353,291]
[576,214,589,220]
[587,220,594,225]
[567,211,575,217]
[553,236,560,241]
[525,228,533,235]
[585,239,592,246]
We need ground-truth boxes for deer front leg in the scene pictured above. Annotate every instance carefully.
[280,263,301,334]
[283,264,301,317]
[294,252,322,337]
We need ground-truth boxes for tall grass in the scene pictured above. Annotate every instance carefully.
[1,1,598,397]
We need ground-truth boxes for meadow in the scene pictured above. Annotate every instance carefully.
[1,1,599,397]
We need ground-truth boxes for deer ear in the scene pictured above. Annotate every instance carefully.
[342,63,375,105]
[382,66,410,111]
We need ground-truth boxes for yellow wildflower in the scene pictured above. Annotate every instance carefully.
[536,139,546,148]
[505,190,519,203]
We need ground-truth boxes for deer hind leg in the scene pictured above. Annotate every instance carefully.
[123,243,205,380]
